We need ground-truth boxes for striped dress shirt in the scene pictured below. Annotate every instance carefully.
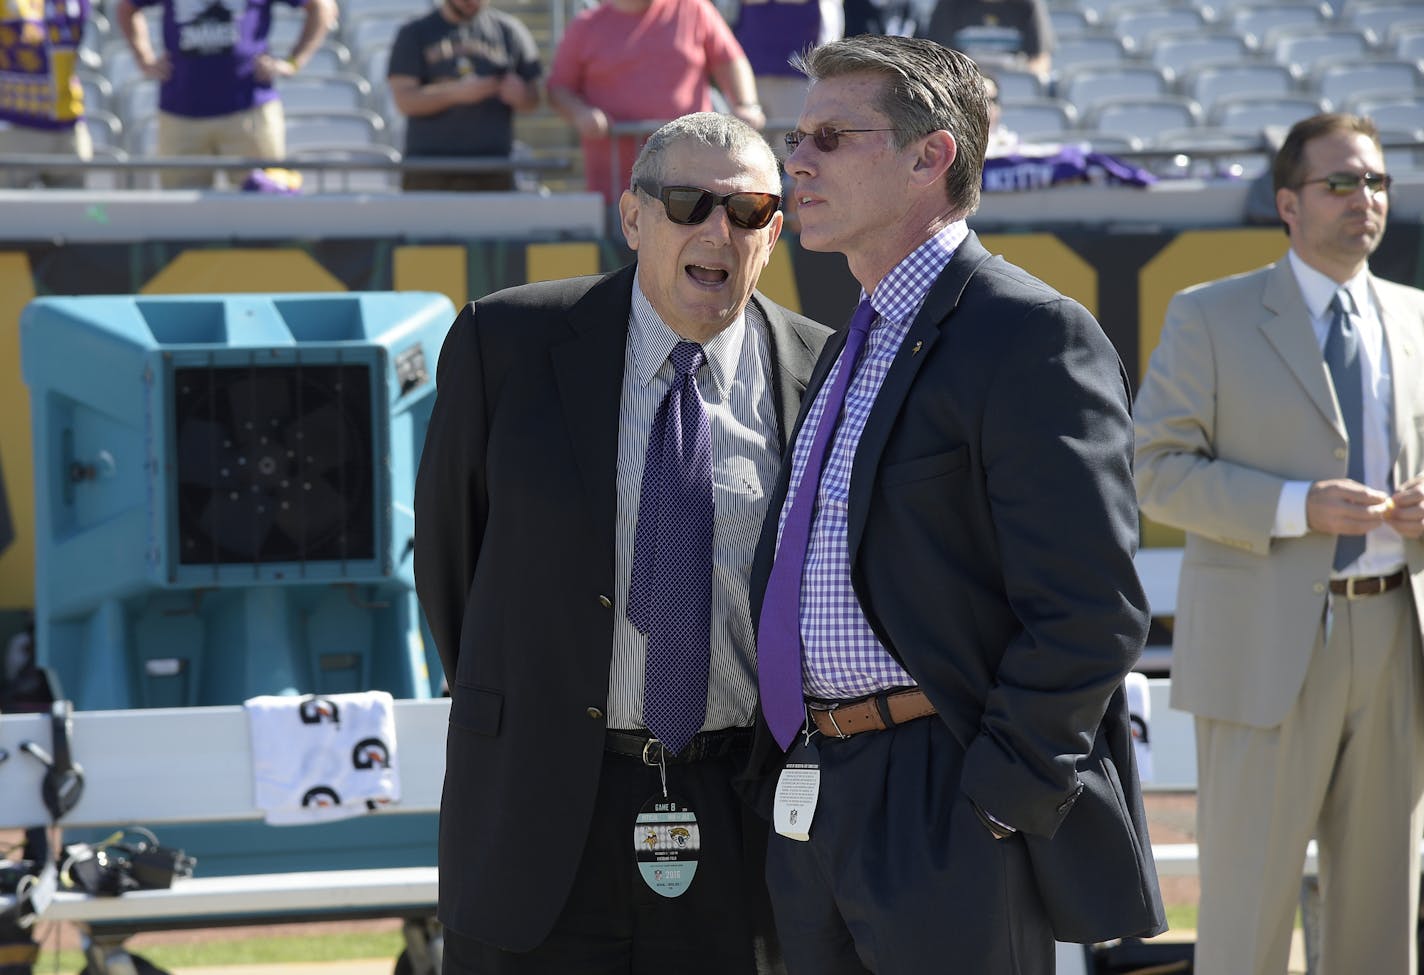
[606,272,781,731]
[777,220,968,699]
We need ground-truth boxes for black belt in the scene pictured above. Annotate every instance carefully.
[604,727,752,765]
[1329,569,1407,599]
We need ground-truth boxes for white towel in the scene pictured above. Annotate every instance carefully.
[244,691,401,826]
[1124,671,1153,783]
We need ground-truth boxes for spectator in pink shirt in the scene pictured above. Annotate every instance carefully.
[547,0,764,203]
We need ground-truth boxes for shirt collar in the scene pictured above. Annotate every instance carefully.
[1288,249,1371,321]
[629,269,742,401]
[865,221,969,327]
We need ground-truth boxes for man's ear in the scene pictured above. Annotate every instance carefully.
[1275,186,1298,233]
[911,130,957,187]
[619,189,642,250]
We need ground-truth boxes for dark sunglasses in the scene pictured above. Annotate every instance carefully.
[783,126,898,153]
[636,182,781,230]
[1296,171,1392,196]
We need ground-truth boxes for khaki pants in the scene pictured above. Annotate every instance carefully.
[0,121,92,188]
[157,100,285,189]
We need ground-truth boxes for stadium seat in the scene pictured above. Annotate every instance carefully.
[78,72,112,116]
[1183,63,1297,118]
[1054,35,1134,71]
[1049,7,1103,37]
[1267,26,1376,75]
[1059,62,1172,116]
[1087,95,1204,145]
[1350,96,1424,133]
[276,73,373,113]
[283,108,388,149]
[1394,25,1424,61]
[83,108,124,150]
[1210,92,1328,133]
[989,67,1045,100]
[999,97,1080,136]
[1108,5,1212,49]
[1344,2,1424,41]
[344,10,416,57]
[118,78,159,126]
[1021,128,1144,153]
[1230,2,1330,42]
[289,143,402,192]
[1311,59,1423,111]
[85,144,132,191]
[304,40,354,75]
[1147,31,1257,77]
[1155,126,1272,178]
[1378,128,1424,175]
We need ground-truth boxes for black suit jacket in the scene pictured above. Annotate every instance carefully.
[742,233,1166,943]
[414,264,832,951]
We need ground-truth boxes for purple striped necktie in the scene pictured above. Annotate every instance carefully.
[627,341,714,756]
[757,299,876,750]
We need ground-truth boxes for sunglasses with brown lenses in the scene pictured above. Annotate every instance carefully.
[636,182,781,230]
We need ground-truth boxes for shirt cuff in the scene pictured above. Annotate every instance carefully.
[1272,481,1312,538]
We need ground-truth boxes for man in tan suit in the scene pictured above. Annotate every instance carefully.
[1135,112,1424,975]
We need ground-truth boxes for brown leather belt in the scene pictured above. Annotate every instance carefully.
[1329,569,1407,599]
[808,687,937,739]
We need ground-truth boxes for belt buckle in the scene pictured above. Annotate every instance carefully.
[1344,576,1374,600]
[641,738,665,766]
[819,703,851,740]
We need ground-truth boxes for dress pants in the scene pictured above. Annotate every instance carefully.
[766,716,1054,975]
[443,744,779,975]
[1194,586,1424,975]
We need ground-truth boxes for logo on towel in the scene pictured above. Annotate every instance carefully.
[352,737,391,769]
[299,697,340,726]
[301,785,341,807]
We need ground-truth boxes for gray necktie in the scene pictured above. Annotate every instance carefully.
[1324,289,1365,571]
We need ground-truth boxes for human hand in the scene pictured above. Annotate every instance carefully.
[573,105,608,138]
[1306,478,1392,536]
[497,72,525,106]
[253,53,296,83]
[140,52,172,81]
[1386,475,1424,539]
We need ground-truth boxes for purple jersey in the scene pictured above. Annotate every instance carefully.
[734,0,823,78]
[134,0,305,118]
[0,0,89,129]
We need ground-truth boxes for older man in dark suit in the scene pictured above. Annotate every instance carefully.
[415,112,831,974]
[744,35,1164,974]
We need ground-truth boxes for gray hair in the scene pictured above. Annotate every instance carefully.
[792,36,989,218]
[629,112,780,193]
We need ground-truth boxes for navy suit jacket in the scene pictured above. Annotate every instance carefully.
[414,264,832,951]
[741,232,1166,943]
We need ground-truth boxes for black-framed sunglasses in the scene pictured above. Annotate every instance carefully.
[635,182,781,230]
[1296,171,1392,196]
[783,126,899,153]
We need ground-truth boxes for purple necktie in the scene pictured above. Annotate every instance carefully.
[628,341,714,756]
[758,299,876,750]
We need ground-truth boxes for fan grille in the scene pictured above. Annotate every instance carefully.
[174,363,375,566]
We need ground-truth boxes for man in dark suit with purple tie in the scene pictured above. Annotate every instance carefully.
[742,35,1164,974]
[415,112,831,973]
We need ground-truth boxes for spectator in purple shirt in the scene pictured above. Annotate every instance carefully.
[116,0,336,188]
[0,0,92,187]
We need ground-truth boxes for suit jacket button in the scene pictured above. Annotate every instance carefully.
[1334,447,1347,460]
[1313,582,1326,594]
[597,594,613,609]
[587,707,605,720]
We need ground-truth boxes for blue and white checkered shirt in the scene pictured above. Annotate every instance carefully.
[777,220,969,699]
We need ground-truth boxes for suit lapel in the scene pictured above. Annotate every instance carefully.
[550,266,634,560]
[1259,259,1346,440]
[755,291,826,448]
[845,233,994,559]
[1373,275,1423,481]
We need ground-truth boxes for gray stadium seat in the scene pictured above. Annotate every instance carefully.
[1147,31,1257,77]
[1049,7,1103,37]
[289,143,402,192]
[1059,62,1172,116]
[1054,35,1134,71]
[303,40,354,75]
[1000,97,1080,136]
[1087,95,1204,145]
[1108,6,1212,48]
[1183,63,1297,117]
[1394,25,1424,61]
[1378,128,1424,175]
[1312,59,1423,111]
[1211,92,1328,133]
[1022,128,1144,153]
[85,144,131,190]
[83,108,123,149]
[1230,2,1330,42]
[283,108,387,149]
[78,72,112,116]
[276,73,373,113]
[1350,96,1424,133]
[1344,2,1424,41]
[344,11,415,57]
[1154,126,1272,178]
[1267,26,1376,74]
[989,67,1045,100]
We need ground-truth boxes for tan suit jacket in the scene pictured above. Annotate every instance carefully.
[1135,257,1424,728]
